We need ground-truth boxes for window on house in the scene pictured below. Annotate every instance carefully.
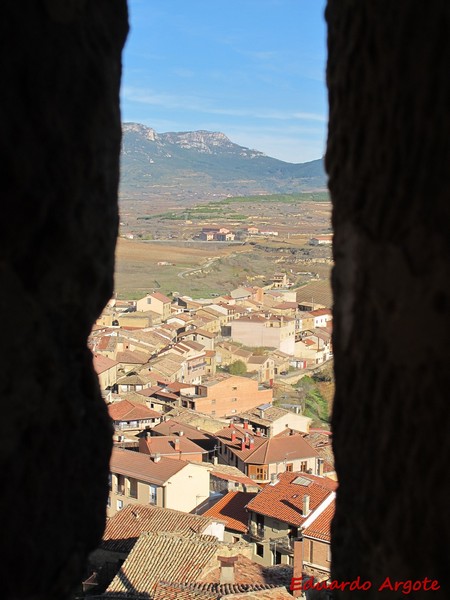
[211,399,216,404]
[274,550,282,565]
[116,499,123,511]
[107,496,111,508]
[300,461,308,472]
[129,478,137,498]
[256,543,264,557]
[149,485,157,504]
[285,463,293,472]
[211,410,216,416]
[255,467,268,480]
[327,545,332,562]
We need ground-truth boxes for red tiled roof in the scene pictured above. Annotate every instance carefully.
[246,471,336,527]
[203,492,256,533]
[110,447,187,484]
[136,385,162,397]
[166,382,193,392]
[309,309,332,317]
[153,582,218,600]
[139,435,206,457]
[210,470,259,488]
[108,400,160,422]
[152,419,212,441]
[222,588,293,599]
[116,350,149,364]
[151,292,172,304]
[155,390,179,401]
[215,427,318,465]
[93,353,118,374]
[106,531,220,595]
[303,499,334,542]
[102,504,218,553]
[273,302,298,309]
[198,554,292,588]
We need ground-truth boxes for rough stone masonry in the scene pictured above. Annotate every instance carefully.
[0,2,128,598]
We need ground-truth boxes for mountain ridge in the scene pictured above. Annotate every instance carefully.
[120,122,326,198]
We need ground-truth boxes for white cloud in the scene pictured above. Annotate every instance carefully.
[122,86,326,124]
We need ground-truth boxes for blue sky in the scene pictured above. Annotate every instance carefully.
[121,0,327,164]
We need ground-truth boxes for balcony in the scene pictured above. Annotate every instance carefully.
[250,524,265,539]
[272,535,296,553]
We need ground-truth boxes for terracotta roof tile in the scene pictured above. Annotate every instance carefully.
[221,588,293,599]
[198,555,292,588]
[108,399,160,422]
[106,532,221,595]
[151,292,172,304]
[110,447,187,485]
[153,582,292,600]
[116,350,150,364]
[93,353,118,374]
[203,492,256,533]
[246,471,336,527]
[215,427,318,465]
[152,419,212,441]
[102,504,219,553]
[303,499,335,542]
[139,435,206,457]
[153,581,219,600]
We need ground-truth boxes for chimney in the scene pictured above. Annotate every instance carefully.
[243,420,249,430]
[249,437,255,450]
[174,438,180,451]
[240,438,245,451]
[255,427,261,436]
[229,419,234,428]
[317,458,324,476]
[231,430,237,443]
[292,539,304,598]
[152,453,161,463]
[179,430,184,436]
[302,494,310,515]
[218,556,238,584]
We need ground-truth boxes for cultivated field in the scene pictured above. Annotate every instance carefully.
[114,193,333,300]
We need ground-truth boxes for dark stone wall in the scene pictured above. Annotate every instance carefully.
[0,2,128,599]
[326,1,450,597]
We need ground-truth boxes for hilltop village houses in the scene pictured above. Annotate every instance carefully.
[86,272,335,597]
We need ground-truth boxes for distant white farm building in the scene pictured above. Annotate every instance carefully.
[309,234,333,246]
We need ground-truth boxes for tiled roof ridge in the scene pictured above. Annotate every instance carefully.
[139,530,219,545]
[159,580,281,593]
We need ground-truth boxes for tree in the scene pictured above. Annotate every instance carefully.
[228,360,247,376]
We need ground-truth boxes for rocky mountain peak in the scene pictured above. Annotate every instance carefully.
[122,122,159,141]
